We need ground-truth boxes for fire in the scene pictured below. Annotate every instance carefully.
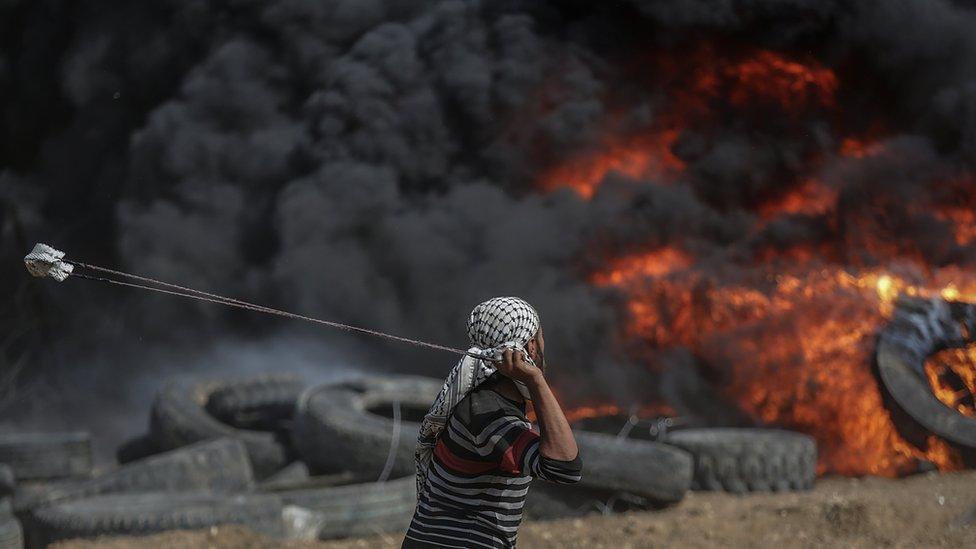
[723,50,838,110]
[561,404,626,423]
[537,129,683,198]
[925,346,976,417]
[536,45,976,477]
[756,179,838,220]
[591,247,693,286]
[529,402,676,424]
[839,137,885,159]
[604,262,973,476]
[936,206,976,246]
[540,48,837,198]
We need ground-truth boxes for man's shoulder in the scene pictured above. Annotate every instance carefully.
[470,385,523,414]
[453,385,526,426]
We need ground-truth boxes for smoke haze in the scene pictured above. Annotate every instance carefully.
[3,0,976,463]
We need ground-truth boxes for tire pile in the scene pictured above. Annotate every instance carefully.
[1,373,818,546]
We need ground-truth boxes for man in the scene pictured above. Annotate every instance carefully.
[404,297,582,548]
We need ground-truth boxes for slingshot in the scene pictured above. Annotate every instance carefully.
[24,243,499,362]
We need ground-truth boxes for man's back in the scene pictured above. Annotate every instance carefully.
[403,381,582,548]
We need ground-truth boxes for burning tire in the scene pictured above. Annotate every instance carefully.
[291,376,441,477]
[0,432,92,481]
[876,297,976,449]
[15,438,254,513]
[30,492,284,544]
[663,428,816,493]
[149,374,306,477]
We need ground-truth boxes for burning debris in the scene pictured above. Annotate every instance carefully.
[878,296,976,454]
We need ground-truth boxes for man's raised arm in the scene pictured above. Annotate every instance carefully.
[498,348,579,461]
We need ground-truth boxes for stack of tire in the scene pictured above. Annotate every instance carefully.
[9,372,819,545]
[9,374,416,546]
[289,375,818,516]
[0,431,96,548]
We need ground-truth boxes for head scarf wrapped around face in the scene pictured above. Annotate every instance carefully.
[414,297,540,498]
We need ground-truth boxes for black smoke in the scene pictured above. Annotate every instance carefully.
[3,0,976,456]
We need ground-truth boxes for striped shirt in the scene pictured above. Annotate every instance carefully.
[403,382,583,548]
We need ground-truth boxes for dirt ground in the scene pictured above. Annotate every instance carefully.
[54,470,976,549]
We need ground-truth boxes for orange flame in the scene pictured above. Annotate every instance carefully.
[839,137,886,159]
[537,130,684,198]
[591,247,693,286]
[594,259,974,476]
[529,402,676,424]
[539,49,838,198]
[925,347,976,417]
[936,206,976,246]
[723,50,838,110]
[756,179,838,220]
[535,46,976,477]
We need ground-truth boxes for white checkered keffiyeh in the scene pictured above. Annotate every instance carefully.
[414,297,541,498]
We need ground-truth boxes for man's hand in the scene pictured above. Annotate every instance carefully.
[496,348,543,385]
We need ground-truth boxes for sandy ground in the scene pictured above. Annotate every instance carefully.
[53,470,976,549]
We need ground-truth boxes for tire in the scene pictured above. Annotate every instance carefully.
[206,377,306,431]
[0,514,23,549]
[31,492,284,544]
[877,297,976,449]
[663,428,817,493]
[574,431,693,503]
[0,432,91,481]
[15,438,254,512]
[277,475,416,539]
[258,461,311,491]
[150,374,305,477]
[293,376,692,504]
[116,434,160,465]
[292,376,442,477]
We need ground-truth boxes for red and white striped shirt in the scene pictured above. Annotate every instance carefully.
[403,383,582,548]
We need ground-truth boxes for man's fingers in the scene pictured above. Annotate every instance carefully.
[502,348,514,370]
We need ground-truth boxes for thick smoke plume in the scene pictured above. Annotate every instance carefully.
[3,0,976,465]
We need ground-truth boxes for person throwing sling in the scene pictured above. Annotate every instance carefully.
[404,297,582,548]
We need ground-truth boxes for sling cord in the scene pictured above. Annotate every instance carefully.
[64,259,491,362]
